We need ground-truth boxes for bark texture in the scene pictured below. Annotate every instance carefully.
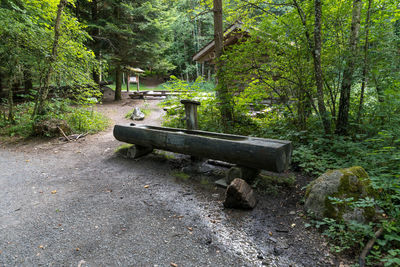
[313,0,331,134]
[213,0,233,125]
[33,0,68,117]
[293,0,331,134]
[336,0,362,135]
[115,64,122,101]
[357,0,372,123]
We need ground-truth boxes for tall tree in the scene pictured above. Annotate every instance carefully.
[293,0,331,134]
[33,0,68,117]
[356,0,372,123]
[213,0,233,126]
[336,0,362,135]
[313,0,331,134]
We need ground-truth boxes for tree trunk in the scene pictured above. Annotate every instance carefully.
[126,73,130,92]
[357,0,372,124]
[213,0,233,126]
[7,78,15,124]
[91,0,100,85]
[115,64,122,101]
[33,0,67,117]
[313,0,331,134]
[0,72,3,94]
[294,0,331,134]
[336,0,362,135]
[23,69,33,93]
[297,85,308,130]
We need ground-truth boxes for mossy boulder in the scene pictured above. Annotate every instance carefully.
[304,166,376,222]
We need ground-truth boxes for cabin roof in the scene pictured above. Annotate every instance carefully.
[192,21,248,64]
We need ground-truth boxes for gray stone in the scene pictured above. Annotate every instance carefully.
[224,178,257,209]
[304,166,376,222]
[130,107,145,121]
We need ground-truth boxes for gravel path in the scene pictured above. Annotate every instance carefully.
[0,96,346,266]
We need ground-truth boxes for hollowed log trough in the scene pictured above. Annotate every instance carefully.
[113,124,292,173]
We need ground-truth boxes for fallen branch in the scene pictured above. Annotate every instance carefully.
[359,227,384,267]
[57,126,70,142]
[58,132,88,142]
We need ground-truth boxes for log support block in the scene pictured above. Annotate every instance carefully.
[226,166,260,184]
[127,145,153,159]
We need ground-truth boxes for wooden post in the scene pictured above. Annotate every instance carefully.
[127,73,130,92]
[137,75,140,92]
[180,99,201,130]
[181,99,201,161]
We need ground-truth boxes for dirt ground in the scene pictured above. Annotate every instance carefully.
[0,92,352,266]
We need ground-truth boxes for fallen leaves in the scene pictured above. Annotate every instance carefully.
[170,263,178,267]
[51,190,57,194]
[38,245,44,249]
[144,185,150,189]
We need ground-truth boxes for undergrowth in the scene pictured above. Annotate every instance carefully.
[0,99,109,139]
[160,77,400,266]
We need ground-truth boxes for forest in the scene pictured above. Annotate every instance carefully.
[0,0,399,265]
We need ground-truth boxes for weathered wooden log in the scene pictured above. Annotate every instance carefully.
[113,124,292,173]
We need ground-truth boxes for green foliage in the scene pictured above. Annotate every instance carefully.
[67,107,109,134]
[160,76,223,131]
[253,174,296,195]
[314,218,374,253]
[0,102,35,138]
[0,100,109,138]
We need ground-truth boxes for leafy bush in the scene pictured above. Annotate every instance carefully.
[67,107,109,134]
[0,99,109,139]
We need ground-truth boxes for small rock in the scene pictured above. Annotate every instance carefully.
[269,237,277,243]
[130,107,145,121]
[273,247,283,256]
[223,178,257,209]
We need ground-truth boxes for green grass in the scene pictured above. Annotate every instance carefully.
[171,171,190,180]
[114,144,134,153]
